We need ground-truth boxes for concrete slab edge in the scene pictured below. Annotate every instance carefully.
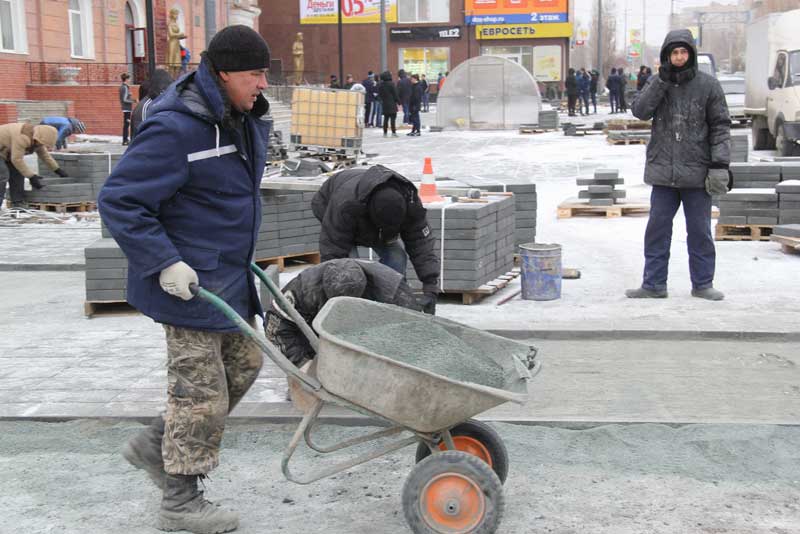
[488,328,800,342]
[0,263,86,271]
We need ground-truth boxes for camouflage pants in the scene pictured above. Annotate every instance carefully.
[162,321,263,475]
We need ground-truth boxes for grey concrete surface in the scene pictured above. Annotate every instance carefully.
[1,420,798,534]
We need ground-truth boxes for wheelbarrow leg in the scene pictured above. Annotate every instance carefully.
[303,418,407,454]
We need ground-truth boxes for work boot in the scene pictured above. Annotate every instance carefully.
[157,474,239,534]
[625,287,668,298]
[123,416,166,489]
[691,287,725,301]
[9,201,27,210]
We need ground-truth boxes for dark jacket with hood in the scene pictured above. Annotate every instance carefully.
[632,29,730,189]
[378,72,401,112]
[565,71,578,96]
[265,259,421,365]
[397,72,412,104]
[98,59,271,331]
[311,165,440,293]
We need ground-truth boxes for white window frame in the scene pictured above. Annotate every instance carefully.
[398,0,449,24]
[68,0,95,60]
[0,0,28,54]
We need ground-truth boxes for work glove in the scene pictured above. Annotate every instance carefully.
[28,175,45,190]
[706,168,732,195]
[159,261,198,301]
[419,291,437,315]
[54,168,69,178]
[658,65,671,83]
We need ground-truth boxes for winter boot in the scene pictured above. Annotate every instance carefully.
[123,416,166,489]
[691,287,724,301]
[625,287,668,298]
[156,474,239,534]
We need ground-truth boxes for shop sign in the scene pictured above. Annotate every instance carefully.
[390,27,462,41]
[465,0,569,25]
[300,0,397,24]
[476,22,573,40]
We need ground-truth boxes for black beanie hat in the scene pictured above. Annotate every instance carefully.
[206,25,270,72]
[368,185,407,238]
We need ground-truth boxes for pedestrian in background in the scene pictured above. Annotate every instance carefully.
[637,65,650,91]
[420,74,430,112]
[370,73,382,127]
[344,74,355,90]
[626,29,731,301]
[119,72,136,145]
[131,69,173,141]
[578,68,591,115]
[618,69,629,112]
[565,68,578,116]
[606,68,620,113]
[378,71,400,137]
[408,74,422,136]
[329,74,340,88]
[397,70,412,124]
[362,71,376,127]
[589,70,599,114]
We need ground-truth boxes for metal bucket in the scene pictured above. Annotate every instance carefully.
[519,243,562,301]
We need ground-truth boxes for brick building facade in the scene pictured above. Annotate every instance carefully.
[258,0,572,92]
[0,0,260,134]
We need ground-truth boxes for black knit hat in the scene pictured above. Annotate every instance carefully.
[368,185,407,239]
[206,25,270,72]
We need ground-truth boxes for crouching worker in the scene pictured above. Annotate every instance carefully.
[0,123,66,208]
[311,165,440,314]
[265,259,422,367]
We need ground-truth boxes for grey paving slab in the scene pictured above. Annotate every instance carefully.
[773,224,800,238]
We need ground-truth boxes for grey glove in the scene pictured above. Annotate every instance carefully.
[159,261,198,301]
[705,168,731,195]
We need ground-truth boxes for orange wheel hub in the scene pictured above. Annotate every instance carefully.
[421,473,486,533]
[439,437,493,467]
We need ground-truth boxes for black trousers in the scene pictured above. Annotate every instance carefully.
[567,94,577,115]
[122,111,132,143]
[364,102,373,126]
[383,113,397,134]
[0,159,25,205]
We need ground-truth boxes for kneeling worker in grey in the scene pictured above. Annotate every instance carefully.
[265,258,422,367]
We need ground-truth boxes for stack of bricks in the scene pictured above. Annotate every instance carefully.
[537,110,559,130]
[256,188,321,261]
[455,176,537,247]
[84,238,128,303]
[25,183,94,204]
[577,169,625,206]
[780,162,800,182]
[37,152,122,201]
[777,180,800,225]
[404,195,516,292]
[718,189,779,225]
[730,134,749,162]
[729,162,781,189]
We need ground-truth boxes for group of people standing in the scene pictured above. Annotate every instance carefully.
[565,68,600,116]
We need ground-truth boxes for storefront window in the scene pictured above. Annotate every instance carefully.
[399,47,449,78]
[398,0,449,24]
[481,45,561,82]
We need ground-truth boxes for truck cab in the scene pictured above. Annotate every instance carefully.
[766,49,800,156]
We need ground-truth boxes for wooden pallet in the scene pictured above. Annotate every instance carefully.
[519,127,557,134]
[28,201,96,213]
[442,268,521,305]
[605,119,652,130]
[770,234,800,255]
[557,199,650,219]
[84,300,138,318]
[606,137,649,145]
[714,224,774,242]
[255,251,321,272]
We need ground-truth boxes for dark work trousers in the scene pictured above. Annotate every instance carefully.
[567,94,577,115]
[642,185,715,291]
[364,102,373,126]
[410,111,421,134]
[0,159,25,205]
[609,91,618,113]
[580,92,590,114]
[401,101,410,124]
[122,111,132,143]
[590,92,597,113]
[619,91,628,112]
[383,113,397,134]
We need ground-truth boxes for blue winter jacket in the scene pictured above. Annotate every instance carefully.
[40,117,72,145]
[577,74,591,94]
[98,59,271,332]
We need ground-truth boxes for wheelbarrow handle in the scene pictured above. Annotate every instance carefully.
[189,283,322,392]
[250,263,320,353]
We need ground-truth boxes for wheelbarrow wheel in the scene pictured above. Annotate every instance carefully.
[402,450,504,534]
[415,419,509,484]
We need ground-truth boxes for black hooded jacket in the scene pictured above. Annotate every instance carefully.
[264,259,421,365]
[378,71,401,112]
[311,165,440,292]
[632,29,731,188]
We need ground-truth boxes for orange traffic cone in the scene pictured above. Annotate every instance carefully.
[419,157,443,203]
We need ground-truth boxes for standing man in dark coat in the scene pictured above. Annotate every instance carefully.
[311,165,440,314]
[99,25,272,533]
[626,29,731,301]
[618,69,629,112]
[397,69,412,124]
[265,259,422,366]
[378,71,400,137]
[589,70,599,114]
[606,68,619,113]
[408,74,423,136]
[565,68,578,116]
[637,65,650,91]
[362,71,376,127]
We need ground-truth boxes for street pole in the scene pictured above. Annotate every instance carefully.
[642,0,646,67]
[145,0,156,77]
[380,0,387,72]
[596,0,602,73]
[338,0,344,87]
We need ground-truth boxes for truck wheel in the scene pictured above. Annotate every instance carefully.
[776,123,800,157]
[752,116,774,150]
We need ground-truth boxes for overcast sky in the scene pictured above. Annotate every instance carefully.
[572,0,739,49]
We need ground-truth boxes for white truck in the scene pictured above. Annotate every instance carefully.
[745,9,800,156]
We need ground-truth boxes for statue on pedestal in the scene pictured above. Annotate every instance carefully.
[166,8,186,79]
[292,33,305,85]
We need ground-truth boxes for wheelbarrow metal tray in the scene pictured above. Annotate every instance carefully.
[312,297,532,433]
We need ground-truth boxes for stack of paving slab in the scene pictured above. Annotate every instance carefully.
[772,224,800,240]
[730,134,749,162]
[85,238,128,302]
[577,169,625,206]
[256,187,321,260]
[777,180,800,224]
[25,183,94,204]
[403,195,516,293]
[537,110,559,130]
[718,189,779,225]
[38,152,122,201]
[729,162,781,189]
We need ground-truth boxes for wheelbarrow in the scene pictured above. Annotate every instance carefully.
[190,263,541,534]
